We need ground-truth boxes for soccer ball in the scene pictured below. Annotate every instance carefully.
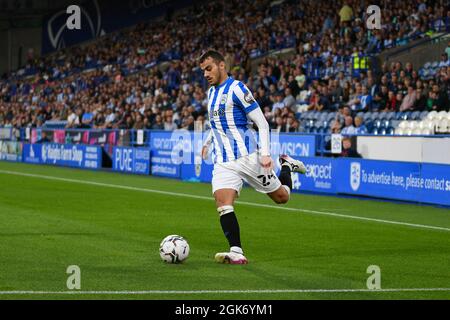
[159,235,190,263]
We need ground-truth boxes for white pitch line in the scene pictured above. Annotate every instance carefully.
[0,288,450,295]
[0,169,449,233]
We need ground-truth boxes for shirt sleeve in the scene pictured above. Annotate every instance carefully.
[232,82,260,114]
[247,107,271,156]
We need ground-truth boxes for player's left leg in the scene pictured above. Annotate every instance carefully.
[212,163,248,264]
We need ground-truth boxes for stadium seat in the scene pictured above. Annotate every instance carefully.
[421,128,433,135]
[319,112,329,121]
[356,112,364,119]
[365,120,374,132]
[421,120,434,130]
[398,121,409,129]
[408,121,419,129]
[410,111,421,120]
[403,111,412,120]
[325,113,334,122]
[395,128,405,135]
[363,112,372,121]
[412,128,422,135]
[385,112,395,120]
[427,110,438,120]
[370,112,380,121]
[404,128,413,136]
[386,127,395,135]
[437,111,448,120]
[315,121,324,129]
[419,111,429,120]
[437,119,449,133]
[431,119,440,131]
[377,112,387,121]
[395,112,405,120]
[313,112,322,121]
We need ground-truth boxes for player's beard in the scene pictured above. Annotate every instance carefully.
[210,73,220,86]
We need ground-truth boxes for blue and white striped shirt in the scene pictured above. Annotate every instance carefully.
[207,77,260,164]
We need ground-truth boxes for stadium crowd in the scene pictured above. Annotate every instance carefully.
[0,0,449,133]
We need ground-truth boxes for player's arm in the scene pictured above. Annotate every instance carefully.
[248,107,272,170]
[232,82,272,170]
[201,129,212,160]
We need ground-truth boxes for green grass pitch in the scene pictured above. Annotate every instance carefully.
[0,161,449,300]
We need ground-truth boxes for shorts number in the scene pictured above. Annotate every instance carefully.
[257,174,274,186]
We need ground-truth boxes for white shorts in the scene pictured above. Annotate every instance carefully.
[212,152,282,195]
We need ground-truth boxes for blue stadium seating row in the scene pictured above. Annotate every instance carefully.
[296,110,429,135]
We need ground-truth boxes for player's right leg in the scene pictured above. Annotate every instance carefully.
[237,152,306,205]
[212,164,248,264]
[267,154,307,204]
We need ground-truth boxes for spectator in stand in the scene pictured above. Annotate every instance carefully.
[283,88,296,109]
[272,116,286,133]
[36,131,51,144]
[81,107,94,128]
[180,115,195,130]
[255,87,271,110]
[151,115,164,130]
[399,86,417,111]
[284,116,298,133]
[341,137,361,158]
[341,116,356,135]
[66,108,82,128]
[317,86,331,111]
[133,114,145,130]
[374,85,389,111]
[338,1,353,25]
[272,92,286,113]
[348,83,363,111]
[353,116,367,134]
[395,92,404,110]
[93,111,105,129]
[104,108,116,128]
[307,88,320,111]
[431,84,449,110]
[164,115,177,131]
[359,86,373,111]
[413,88,426,111]
[382,91,397,112]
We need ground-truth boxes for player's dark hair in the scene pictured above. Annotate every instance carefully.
[198,50,225,64]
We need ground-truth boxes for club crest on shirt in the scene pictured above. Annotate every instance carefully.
[244,92,255,104]
[220,94,228,105]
